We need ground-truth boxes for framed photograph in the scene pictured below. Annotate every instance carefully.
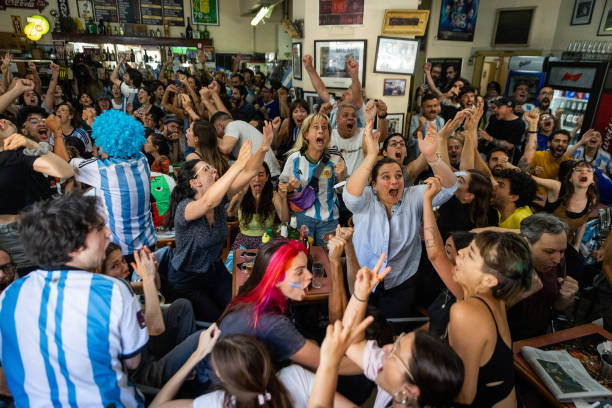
[292,43,302,80]
[319,0,364,25]
[572,0,595,25]
[493,8,535,46]
[374,36,419,75]
[383,79,406,96]
[303,91,325,113]
[77,0,94,19]
[193,0,219,25]
[382,9,430,36]
[314,40,366,88]
[437,0,479,41]
[427,58,462,86]
[385,113,405,135]
[598,0,612,35]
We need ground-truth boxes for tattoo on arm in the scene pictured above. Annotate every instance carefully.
[517,157,531,174]
[423,227,436,248]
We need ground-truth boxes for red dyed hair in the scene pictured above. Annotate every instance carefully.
[224,240,307,328]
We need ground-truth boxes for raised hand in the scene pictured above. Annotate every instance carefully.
[327,232,346,262]
[236,140,252,165]
[375,99,388,117]
[15,78,35,94]
[363,119,379,158]
[192,323,221,361]
[346,56,359,78]
[82,107,96,127]
[524,110,540,128]
[232,53,242,64]
[336,226,354,242]
[4,133,38,151]
[288,176,301,192]
[119,55,127,66]
[131,247,157,282]
[197,49,207,64]
[208,80,220,94]
[579,128,596,145]
[423,61,431,73]
[354,252,391,301]
[199,86,212,101]
[277,182,288,199]
[272,116,282,131]
[180,93,193,110]
[27,61,37,72]
[166,84,178,94]
[319,102,333,116]
[364,99,377,122]
[50,62,60,76]
[45,114,61,132]
[417,120,439,160]
[277,87,288,100]
[423,176,442,203]
[1,52,11,72]
[262,120,273,151]
[320,316,374,367]
[302,54,314,70]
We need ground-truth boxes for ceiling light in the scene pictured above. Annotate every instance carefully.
[251,6,269,26]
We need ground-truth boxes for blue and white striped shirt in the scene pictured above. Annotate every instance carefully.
[281,151,343,222]
[570,145,612,175]
[71,154,157,254]
[0,268,149,407]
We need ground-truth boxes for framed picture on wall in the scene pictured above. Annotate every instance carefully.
[303,91,335,112]
[437,0,479,41]
[598,0,612,35]
[572,0,595,25]
[383,79,406,96]
[493,8,535,46]
[292,43,302,80]
[374,36,419,75]
[426,58,462,86]
[314,40,367,88]
[382,9,430,36]
[319,0,364,25]
[385,113,405,135]
[193,0,220,25]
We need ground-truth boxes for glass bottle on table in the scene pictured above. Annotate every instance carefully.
[288,216,300,240]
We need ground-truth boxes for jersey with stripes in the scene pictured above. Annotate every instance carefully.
[0,269,149,407]
[280,151,343,222]
[71,154,158,255]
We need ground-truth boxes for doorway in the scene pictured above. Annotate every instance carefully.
[472,50,542,94]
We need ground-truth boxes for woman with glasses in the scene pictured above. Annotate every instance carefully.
[163,122,274,321]
[337,252,464,408]
[535,160,599,244]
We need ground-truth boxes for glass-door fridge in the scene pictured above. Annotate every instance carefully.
[546,60,609,135]
[505,56,547,110]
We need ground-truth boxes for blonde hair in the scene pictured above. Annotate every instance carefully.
[287,113,332,156]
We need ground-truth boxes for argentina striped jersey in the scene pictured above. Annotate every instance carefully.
[71,154,157,255]
[0,269,149,407]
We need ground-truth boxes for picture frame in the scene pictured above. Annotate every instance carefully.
[292,43,302,80]
[383,79,406,96]
[572,0,595,25]
[493,8,535,46]
[598,0,612,35]
[382,9,430,36]
[319,0,364,25]
[77,0,94,19]
[385,113,405,135]
[193,0,219,25]
[314,40,366,88]
[437,0,479,41]
[303,91,333,113]
[374,36,419,75]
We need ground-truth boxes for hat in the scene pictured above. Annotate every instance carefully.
[164,115,181,125]
[492,96,515,108]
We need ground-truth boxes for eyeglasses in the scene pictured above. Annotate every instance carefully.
[540,91,554,96]
[0,262,15,274]
[193,164,214,179]
[389,333,416,383]
[27,117,43,125]
[388,141,406,148]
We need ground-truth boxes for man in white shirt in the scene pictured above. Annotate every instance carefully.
[110,56,142,108]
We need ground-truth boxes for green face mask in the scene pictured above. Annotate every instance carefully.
[150,174,173,216]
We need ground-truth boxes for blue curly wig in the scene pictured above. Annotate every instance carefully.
[91,109,146,159]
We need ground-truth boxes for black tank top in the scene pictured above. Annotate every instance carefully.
[471,296,515,407]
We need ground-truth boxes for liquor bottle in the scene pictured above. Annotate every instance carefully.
[164,22,170,37]
[130,48,135,62]
[193,26,199,39]
[144,49,149,63]
[300,225,310,255]
[202,25,210,39]
[288,216,300,240]
[186,17,193,39]
[98,19,106,35]
[105,22,111,35]
[156,27,161,37]
[113,25,119,36]
[87,18,97,34]
[280,222,288,238]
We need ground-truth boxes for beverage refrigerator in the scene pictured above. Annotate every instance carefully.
[546,60,609,135]
[505,56,548,109]
[592,65,612,156]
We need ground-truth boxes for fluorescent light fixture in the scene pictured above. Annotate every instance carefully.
[251,6,269,26]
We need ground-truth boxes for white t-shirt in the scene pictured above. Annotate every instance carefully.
[330,127,364,176]
[120,81,138,106]
[193,365,313,408]
[225,120,281,177]
[363,340,392,408]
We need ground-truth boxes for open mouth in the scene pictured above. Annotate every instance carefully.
[315,136,325,146]
[389,188,399,199]
[579,175,589,183]
[346,123,354,130]
[394,151,402,160]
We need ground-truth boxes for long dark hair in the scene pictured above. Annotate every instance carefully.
[467,169,493,228]
[558,160,599,211]
[164,160,199,229]
[56,102,82,130]
[211,335,293,408]
[192,119,229,176]
[240,162,275,228]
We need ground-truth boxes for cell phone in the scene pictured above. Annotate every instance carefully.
[175,79,181,88]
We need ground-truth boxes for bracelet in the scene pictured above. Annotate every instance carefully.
[353,293,367,303]
[527,130,537,133]
[378,113,387,119]
[427,152,442,166]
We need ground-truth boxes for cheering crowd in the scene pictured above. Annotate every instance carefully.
[0,48,611,408]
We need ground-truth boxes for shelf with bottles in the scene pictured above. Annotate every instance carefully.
[51,33,212,48]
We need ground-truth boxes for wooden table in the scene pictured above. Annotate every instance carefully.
[513,324,612,408]
[155,231,176,249]
[232,246,331,302]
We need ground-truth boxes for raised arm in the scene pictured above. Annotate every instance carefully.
[302,54,330,103]
[273,180,290,223]
[423,62,444,99]
[460,102,483,170]
[4,134,74,179]
[149,325,221,408]
[422,177,464,298]
[0,78,33,113]
[45,114,69,162]
[567,128,596,159]
[1,53,11,92]
[346,57,363,107]
[278,87,290,119]
[196,50,213,84]
[227,122,273,195]
[517,110,540,172]
[419,120,456,188]
[346,119,377,196]
[184,142,252,221]
[532,175,561,202]
[110,56,125,87]
[375,100,388,142]
[44,63,60,110]
[327,231,349,323]
[132,247,165,336]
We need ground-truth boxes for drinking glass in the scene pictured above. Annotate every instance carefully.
[311,263,324,289]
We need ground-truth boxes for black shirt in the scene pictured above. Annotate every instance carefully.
[0,148,53,214]
[437,195,499,240]
[486,116,526,147]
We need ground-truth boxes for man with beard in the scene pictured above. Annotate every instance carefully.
[408,94,445,162]
[447,136,463,170]
[567,129,612,175]
[487,147,510,173]
[536,86,554,114]
[512,81,530,116]
[330,99,387,176]
[508,213,579,340]
[479,96,525,162]
[231,85,255,122]
[16,106,50,144]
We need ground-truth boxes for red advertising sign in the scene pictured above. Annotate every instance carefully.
[593,93,612,155]
[0,0,49,11]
